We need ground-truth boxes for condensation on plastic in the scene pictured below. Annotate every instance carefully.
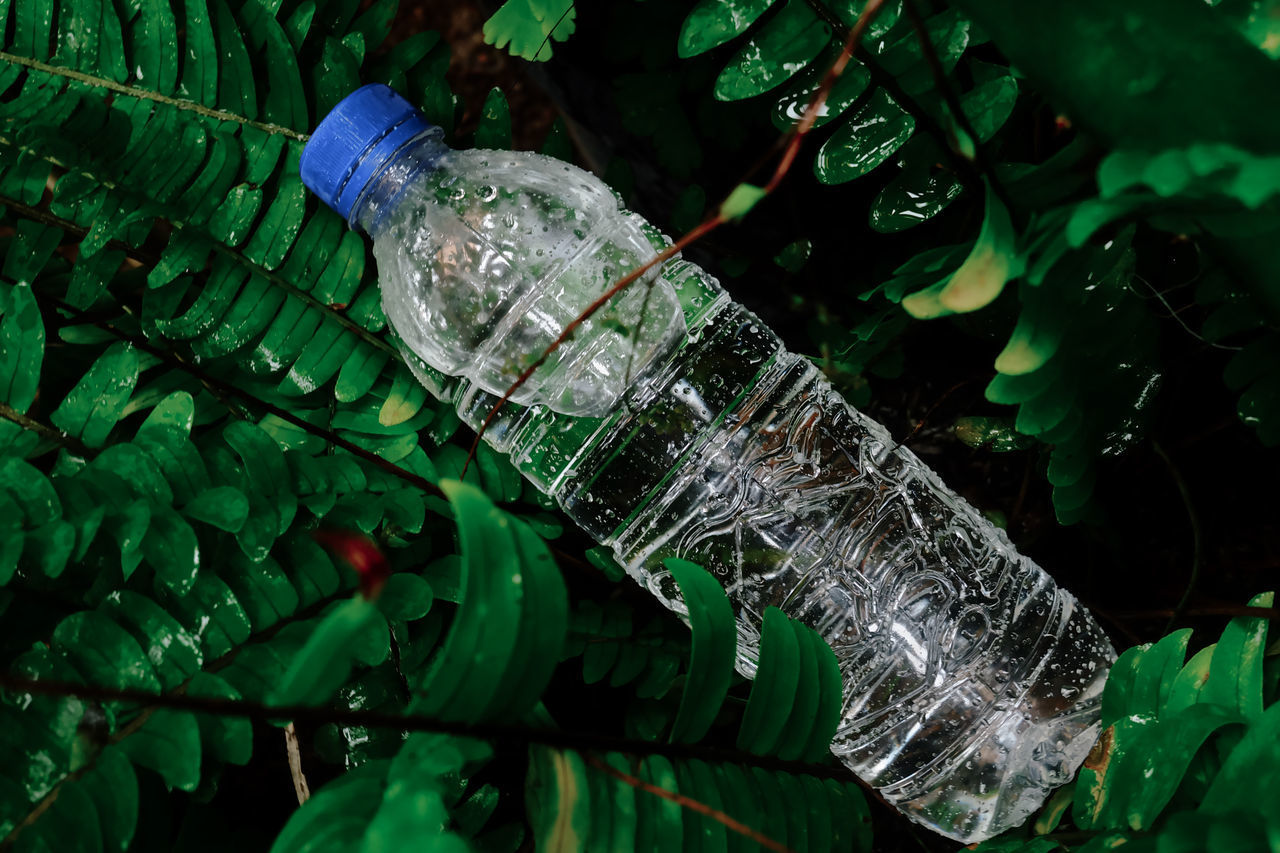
[353,145,1115,843]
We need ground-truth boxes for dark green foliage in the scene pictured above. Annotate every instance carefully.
[975,593,1278,853]
[273,735,508,852]
[524,746,873,853]
[3,0,1280,851]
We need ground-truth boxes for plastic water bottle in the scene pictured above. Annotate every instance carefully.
[299,84,1115,843]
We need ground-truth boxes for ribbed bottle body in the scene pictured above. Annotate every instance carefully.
[361,144,1114,843]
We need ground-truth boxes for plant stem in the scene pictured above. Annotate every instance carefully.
[899,0,1016,214]
[0,51,309,142]
[1154,441,1202,633]
[0,673,867,786]
[467,0,890,469]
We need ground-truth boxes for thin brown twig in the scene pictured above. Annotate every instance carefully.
[464,214,724,473]
[801,0,983,195]
[584,753,795,853]
[1154,441,1202,633]
[465,0,888,472]
[895,378,976,453]
[285,723,312,804]
[0,402,88,455]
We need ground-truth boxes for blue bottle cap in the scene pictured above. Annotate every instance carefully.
[299,83,436,221]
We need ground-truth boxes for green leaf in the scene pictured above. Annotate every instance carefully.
[416,481,526,721]
[771,617,822,762]
[664,558,736,744]
[1111,704,1245,830]
[118,709,202,791]
[0,283,44,417]
[1199,700,1280,816]
[1133,627,1192,718]
[960,73,1019,143]
[902,180,1020,318]
[186,672,252,766]
[141,503,201,594]
[179,0,219,105]
[242,147,307,268]
[814,90,915,185]
[482,0,576,62]
[1201,591,1273,719]
[223,420,297,560]
[78,746,139,853]
[636,756,682,850]
[347,0,395,54]
[137,391,196,438]
[995,284,1066,376]
[526,746,592,852]
[161,573,252,659]
[272,597,382,706]
[800,626,844,763]
[1166,644,1216,715]
[475,87,512,150]
[8,775,104,853]
[947,0,1280,152]
[2,220,61,286]
[877,9,970,96]
[100,590,203,690]
[220,552,299,631]
[270,761,388,853]
[1073,715,1152,830]
[680,0,779,57]
[714,1,830,101]
[0,456,61,527]
[52,611,161,695]
[377,572,434,622]
[314,36,363,118]
[738,607,801,755]
[181,486,250,532]
[50,342,141,448]
[234,0,308,129]
[130,0,180,94]
[484,515,567,720]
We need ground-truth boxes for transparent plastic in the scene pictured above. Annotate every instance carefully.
[350,140,1115,843]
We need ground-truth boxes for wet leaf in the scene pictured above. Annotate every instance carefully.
[0,283,44,417]
[665,558,736,744]
[475,87,512,150]
[715,1,831,101]
[272,597,383,707]
[680,0,779,57]
[50,343,140,448]
[119,709,201,792]
[902,180,1020,317]
[814,90,915,185]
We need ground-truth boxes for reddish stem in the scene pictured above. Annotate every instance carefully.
[584,753,795,853]
[464,0,887,472]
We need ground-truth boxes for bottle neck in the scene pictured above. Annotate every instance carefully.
[349,130,449,236]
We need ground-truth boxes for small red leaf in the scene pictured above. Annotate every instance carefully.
[311,528,389,599]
